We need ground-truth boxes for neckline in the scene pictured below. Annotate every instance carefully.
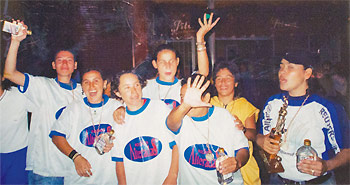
[55,78,77,90]
[126,98,150,115]
[282,93,311,106]
[191,107,214,122]
[0,89,7,101]
[156,76,179,86]
[84,95,109,108]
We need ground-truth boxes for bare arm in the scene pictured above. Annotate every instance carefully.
[4,21,28,86]
[162,145,179,185]
[166,103,191,132]
[244,115,257,141]
[52,135,92,177]
[116,162,127,185]
[196,13,220,76]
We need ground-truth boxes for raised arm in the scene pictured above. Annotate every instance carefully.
[4,21,28,86]
[196,13,220,76]
[166,76,211,132]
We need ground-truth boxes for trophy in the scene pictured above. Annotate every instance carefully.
[259,96,288,173]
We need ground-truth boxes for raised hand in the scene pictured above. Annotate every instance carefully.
[11,20,28,42]
[197,13,220,41]
[183,75,212,108]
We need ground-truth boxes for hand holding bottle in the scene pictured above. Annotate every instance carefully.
[8,20,29,42]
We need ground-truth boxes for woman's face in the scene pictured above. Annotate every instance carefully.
[215,68,237,98]
[152,49,179,82]
[115,73,143,109]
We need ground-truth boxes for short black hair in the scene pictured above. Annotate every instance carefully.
[53,49,76,61]
[80,68,105,81]
[181,73,210,98]
[110,70,147,100]
[152,44,178,61]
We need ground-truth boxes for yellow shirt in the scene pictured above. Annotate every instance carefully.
[211,96,261,185]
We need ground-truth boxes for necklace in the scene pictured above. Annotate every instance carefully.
[280,94,310,151]
[87,100,104,141]
[157,83,172,100]
[191,108,214,162]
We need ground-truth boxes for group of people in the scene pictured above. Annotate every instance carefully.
[1,13,348,185]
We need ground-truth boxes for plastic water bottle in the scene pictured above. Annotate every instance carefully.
[94,129,114,155]
[296,139,318,172]
[216,148,233,184]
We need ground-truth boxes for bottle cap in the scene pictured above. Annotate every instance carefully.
[27,30,32,35]
[304,139,311,146]
[109,129,115,135]
[218,148,225,153]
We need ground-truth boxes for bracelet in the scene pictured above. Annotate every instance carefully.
[197,47,207,51]
[72,154,81,161]
[196,41,206,46]
[68,150,77,159]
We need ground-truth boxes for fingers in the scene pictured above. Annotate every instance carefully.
[219,157,238,174]
[297,159,324,176]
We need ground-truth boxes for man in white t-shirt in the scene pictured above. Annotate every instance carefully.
[4,21,82,184]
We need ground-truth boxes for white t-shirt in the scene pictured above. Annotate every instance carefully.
[111,99,175,185]
[260,93,343,181]
[19,73,83,176]
[169,106,248,185]
[50,95,121,185]
[0,87,32,153]
[142,77,181,109]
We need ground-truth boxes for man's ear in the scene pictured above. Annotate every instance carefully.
[176,57,180,66]
[74,62,77,70]
[114,90,122,98]
[305,68,313,80]
[152,60,158,69]
[103,80,108,89]
[52,61,56,70]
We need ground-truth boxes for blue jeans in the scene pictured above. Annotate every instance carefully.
[28,171,63,185]
[270,172,336,185]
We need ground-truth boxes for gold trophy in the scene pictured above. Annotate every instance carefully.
[259,97,288,173]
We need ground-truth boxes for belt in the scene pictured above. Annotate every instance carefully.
[278,173,332,185]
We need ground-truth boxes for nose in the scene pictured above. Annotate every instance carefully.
[164,61,171,69]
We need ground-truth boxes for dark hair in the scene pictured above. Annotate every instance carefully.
[80,68,105,81]
[110,70,147,99]
[181,73,210,98]
[212,61,241,97]
[152,44,178,61]
[53,49,76,61]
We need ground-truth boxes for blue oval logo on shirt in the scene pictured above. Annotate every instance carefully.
[162,99,180,109]
[124,136,162,162]
[184,144,220,170]
[79,124,112,147]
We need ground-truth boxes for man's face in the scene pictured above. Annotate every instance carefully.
[52,51,77,77]
[215,68,237,98]
[116,73,143,109]
[278,59,311,96]
[82,70,105,104]
[152,49,179,82]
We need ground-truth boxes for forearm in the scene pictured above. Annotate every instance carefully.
[166,103,191,132]
[168,145,179,179]
[325,149,350,171]
[235,148,249,168]
[116,162,127,185]
[244,129,257,141]
[52,135,74,157]
[255,133,265,148]
[196,33,209,76]
[4,40,25,86]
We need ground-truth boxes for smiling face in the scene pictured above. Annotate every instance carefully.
[215,68,237,98]
[82,70,106,104]
[152,49,179,82]
[52,51,77,78]
[115,73,143,111]
[278,59,312,96]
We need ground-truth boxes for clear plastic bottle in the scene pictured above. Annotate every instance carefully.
[94,129,114,155]
[216,148,233,185]
[296,139,318,172]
